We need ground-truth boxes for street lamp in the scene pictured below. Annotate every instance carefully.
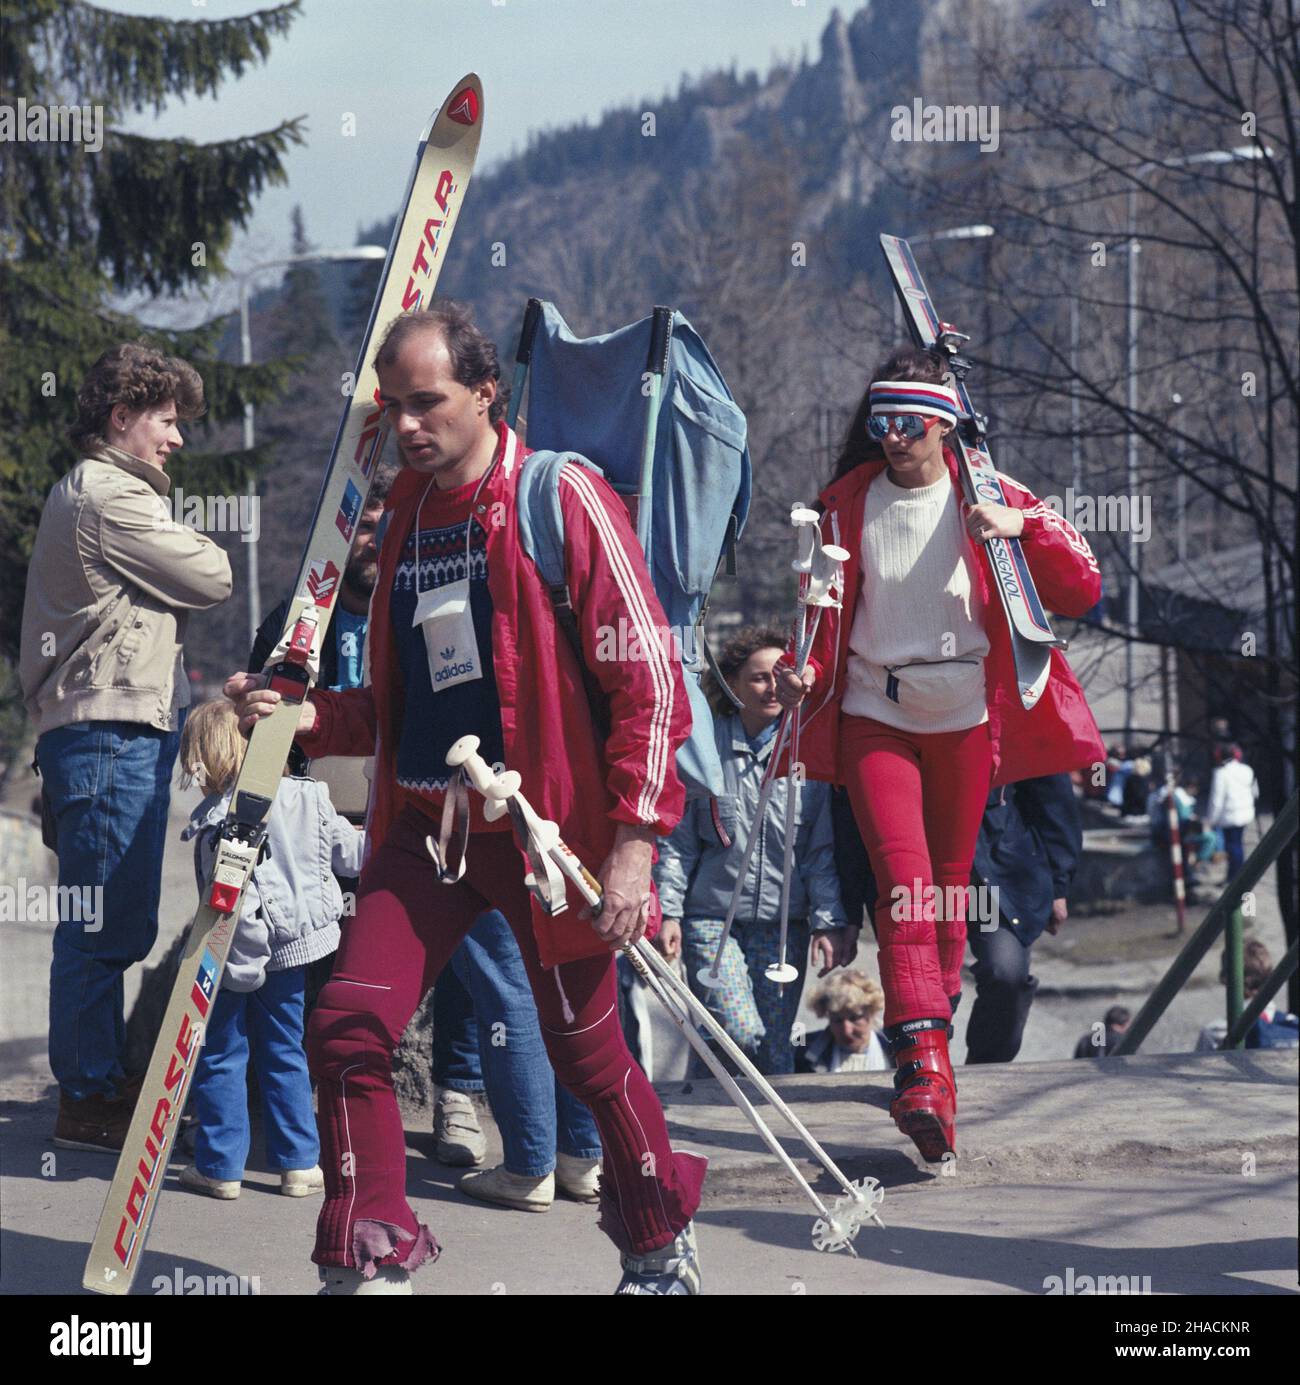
[1119,144,1268,743]
[891,224,996,333]
[236,245,386,645]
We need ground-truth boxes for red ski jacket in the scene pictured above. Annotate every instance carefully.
[296,423,691,967]
[785,450,1105,788]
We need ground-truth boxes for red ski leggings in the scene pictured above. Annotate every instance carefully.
[307,807,706,1273]
[841,715,993,1027]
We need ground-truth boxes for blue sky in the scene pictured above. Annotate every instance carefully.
[110,0,847,286]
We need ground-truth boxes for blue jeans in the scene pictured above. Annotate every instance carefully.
[38,719,182,1099]
[191,967,319,1180]
[1222,825,1246,881]
[682,916,811,1076]
[431,962,485,1093]
[448,910,602,1176]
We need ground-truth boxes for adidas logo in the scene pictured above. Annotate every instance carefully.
[439,646,455,661]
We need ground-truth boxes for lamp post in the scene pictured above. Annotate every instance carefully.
[1119,145,1266,744]
[236,245,386,646]
[891,223,996,334]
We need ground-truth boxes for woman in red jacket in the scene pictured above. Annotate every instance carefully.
[778,346,1103,1161]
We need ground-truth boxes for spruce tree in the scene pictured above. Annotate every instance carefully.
[0,0,306,667]
[273,205,338,358]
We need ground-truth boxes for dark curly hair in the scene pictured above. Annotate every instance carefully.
[702,623,789,717]
[373,298,510,425]
[828,344,951,484]
[70,342,206,453]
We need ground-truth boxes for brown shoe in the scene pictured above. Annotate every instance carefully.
[53,1090,133,1153]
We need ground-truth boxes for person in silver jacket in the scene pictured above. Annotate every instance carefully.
[654,626,857,1075]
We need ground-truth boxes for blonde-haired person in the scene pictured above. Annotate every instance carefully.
[653,626,855,1077]
[21,342,231,1153]
[175,700,363,1199]
[797,971,889,1074]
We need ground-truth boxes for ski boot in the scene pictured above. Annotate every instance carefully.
[613,1222,702,1295]
[885,1017,957,1163]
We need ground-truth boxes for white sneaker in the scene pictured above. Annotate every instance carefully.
[457,1164,554,1212]
[178,1164,241,1200]
[555,1152,601,1204]
[317,1265,412,1296]
[433,1090,486,1167]
[280,1165,325,1197]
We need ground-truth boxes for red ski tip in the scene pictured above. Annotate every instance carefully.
[209,882,241,914]
[448,87,479,125]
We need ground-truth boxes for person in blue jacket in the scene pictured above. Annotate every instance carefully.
[654,626,856,1076]
[965,773,1083,1062]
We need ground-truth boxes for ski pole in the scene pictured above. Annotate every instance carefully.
[704,510,846,991]
[444,737,884,1254]
[531,820,883,1253]
[768,506,823,988]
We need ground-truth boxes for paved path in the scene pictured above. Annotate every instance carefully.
[2,1050,1293,1296]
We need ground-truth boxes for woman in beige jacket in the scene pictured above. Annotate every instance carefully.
[20,342,232,1152]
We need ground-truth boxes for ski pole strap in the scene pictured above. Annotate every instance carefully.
[505,797,567,915]
[427,771,470,884]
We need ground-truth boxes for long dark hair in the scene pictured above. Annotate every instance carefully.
[828,344,949,484]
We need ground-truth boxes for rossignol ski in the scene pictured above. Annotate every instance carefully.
[880,233,1063,709]
[83,73,484,1296]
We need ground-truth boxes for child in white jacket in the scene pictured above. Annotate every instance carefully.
[176,700,364,1199]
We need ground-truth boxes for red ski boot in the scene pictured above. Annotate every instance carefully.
[886,1018,957,1163]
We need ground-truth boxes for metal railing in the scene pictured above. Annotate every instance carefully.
[1110,792,1298,1056]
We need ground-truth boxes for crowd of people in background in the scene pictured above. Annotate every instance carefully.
[18,334,1294,1296]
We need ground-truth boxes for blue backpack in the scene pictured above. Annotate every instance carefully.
[509,301,752,798]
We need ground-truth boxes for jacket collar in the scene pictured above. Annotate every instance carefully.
[386,421,520,511]
[90,444,172,497]
[818,446,962,512]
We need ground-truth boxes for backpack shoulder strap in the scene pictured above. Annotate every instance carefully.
[516,450,611,741]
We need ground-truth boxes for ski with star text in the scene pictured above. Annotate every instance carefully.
[880,233,1064,710]
[82,74,484,1296]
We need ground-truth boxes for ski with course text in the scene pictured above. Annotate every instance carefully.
[880,233,1064,709]
[82,74,484,1296]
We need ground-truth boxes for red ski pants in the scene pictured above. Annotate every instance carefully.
[307,808,706,1273]
[841,715,993,1027]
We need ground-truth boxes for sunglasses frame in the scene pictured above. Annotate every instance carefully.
[867,412,944,441]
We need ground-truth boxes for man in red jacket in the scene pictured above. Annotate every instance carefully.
[227,300,704,1295]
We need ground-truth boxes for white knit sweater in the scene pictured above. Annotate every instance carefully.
[843,470,989,732]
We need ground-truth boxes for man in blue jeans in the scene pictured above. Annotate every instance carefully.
[20,344,232,1151]
[437,911,602,1210]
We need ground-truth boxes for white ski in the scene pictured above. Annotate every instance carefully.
[82,74,484,1296]
[880,233,1063,709]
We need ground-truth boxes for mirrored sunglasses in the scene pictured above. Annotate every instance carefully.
[866,412,940,441]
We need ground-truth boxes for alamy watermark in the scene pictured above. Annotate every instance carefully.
[889,878,1001,932]
[1,99,104,153]
[1,880,102,931]
[890,99,1000,154]
[1039,489,1151,542]
[153,487,261,543]
[594,619,698,664]
[152,1269,261,1295]
[1043,1266,1151,1294]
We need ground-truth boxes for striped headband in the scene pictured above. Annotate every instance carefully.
[868,380,961,422]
